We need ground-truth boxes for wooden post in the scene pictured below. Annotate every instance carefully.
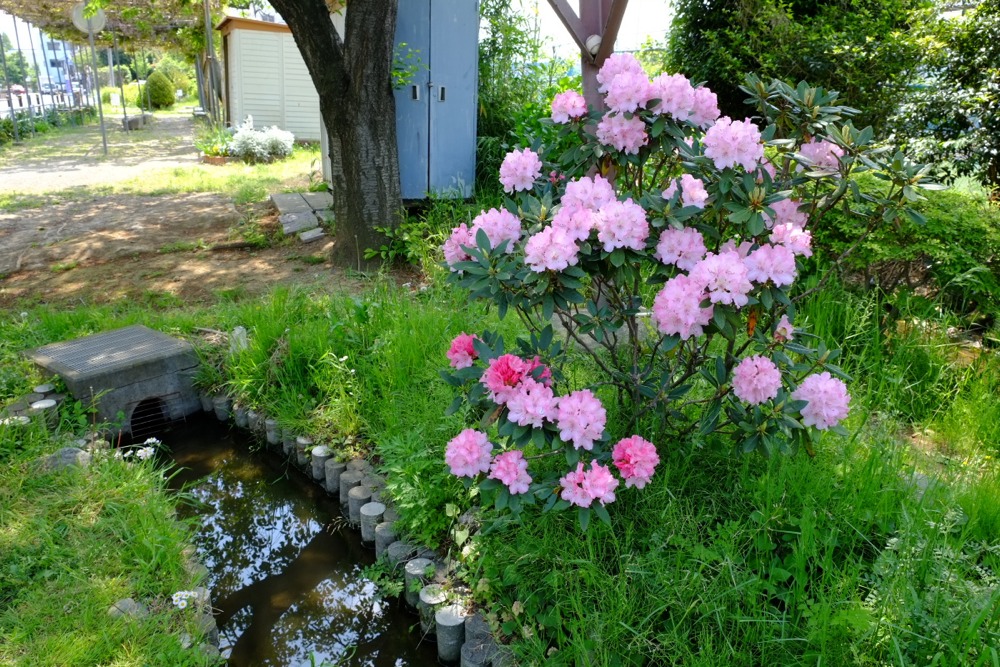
[546,0,629,111]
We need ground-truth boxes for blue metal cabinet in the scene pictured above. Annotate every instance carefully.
[394,0,478,199]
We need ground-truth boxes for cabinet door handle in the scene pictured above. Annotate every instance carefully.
[411,84,420,101]
[438,86,446,102]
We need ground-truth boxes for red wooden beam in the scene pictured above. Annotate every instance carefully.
[595,0,628,66]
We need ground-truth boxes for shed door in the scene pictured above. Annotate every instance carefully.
[428,0,478,197]
[394,0,431,200]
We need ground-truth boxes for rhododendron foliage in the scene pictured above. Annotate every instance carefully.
[439,66,937,529]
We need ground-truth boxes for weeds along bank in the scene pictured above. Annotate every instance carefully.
[1,268,998,664]
[0,414,217,665]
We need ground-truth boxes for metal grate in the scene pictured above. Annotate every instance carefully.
[129,394,180,441]
[29,325,194,380]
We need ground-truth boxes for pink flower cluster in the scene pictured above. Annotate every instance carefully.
[596,113,648,155]
[560,461,619,508]
[689,87,721,128]
[792,372,850,430]
[482,354,530,404]
[489,450,532,494]
[765,198,808,229]
[445,429,493,477]
[551,90,587,123]
[770,223,813,257]
[552,206,597,242]
[703,117,764,172]
[744,243,797,287]
[524,226,581,273]
[446,332,479,369]
[662,174,709,209]
[596,53,644,93]
[562,175,616,212]
[499,148,542,193]
[442,208,522,270]
[596,198,649,252]
[654,227,707,272]
[732,355,782,405]
[611,436,660,489]
[774,314,794,342]
[556,389,607,450]
[798,139,844,171]
[690,251,753,307]
[649,73,694,121]
[605,70,652,113]
[506,378,557,428]
[472,208,521,252]
[651,273,714,340]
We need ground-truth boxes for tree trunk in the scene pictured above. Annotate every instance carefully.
[268,0,402,270]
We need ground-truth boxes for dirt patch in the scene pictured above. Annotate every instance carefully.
[0,193,368,308]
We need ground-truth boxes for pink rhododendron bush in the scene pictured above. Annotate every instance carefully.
[440,60,937,528]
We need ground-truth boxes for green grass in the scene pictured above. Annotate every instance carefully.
[0,419,217,666]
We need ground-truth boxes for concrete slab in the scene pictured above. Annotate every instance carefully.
[280,212,317,235]
[27,325,200,434]
[315,209,336,226]
[299,228,326,243]
[270,193,311,214]
[301,191,333,209]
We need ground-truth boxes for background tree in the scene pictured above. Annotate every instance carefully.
[266,0,401,269]
[664,0,930,132]
[889,0,1000,192]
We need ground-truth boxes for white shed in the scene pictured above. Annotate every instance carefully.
[218,16,321,141]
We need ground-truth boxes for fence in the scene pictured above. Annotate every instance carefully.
[0,92,86,120]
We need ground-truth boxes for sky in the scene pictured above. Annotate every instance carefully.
[534,0,673,56]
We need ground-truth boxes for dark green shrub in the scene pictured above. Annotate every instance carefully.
[814,180,1000,320]
[139,70,175,110]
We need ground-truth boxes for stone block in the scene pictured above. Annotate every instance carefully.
[280,212,316,235]
[301,191,333,210]
[270,193,311,214]
[298,228,326,243]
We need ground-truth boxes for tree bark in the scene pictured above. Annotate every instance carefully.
[268,0,402,270]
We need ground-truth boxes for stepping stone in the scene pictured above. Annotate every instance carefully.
[280,212,316,235]
[299,228,326,243]
[315,209,336,225]
[270,193,311,214]
[302,191,333,210]
[108,597,148,619]
[38,446,91,472]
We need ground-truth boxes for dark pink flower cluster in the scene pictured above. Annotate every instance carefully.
[611,436,660,489]
[560,461,619,507]
[446,332,479,369]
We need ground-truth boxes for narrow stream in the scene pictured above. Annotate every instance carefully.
[163,416,438,666]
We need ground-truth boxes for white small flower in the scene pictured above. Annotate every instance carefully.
[136,446,155,461]
[122,449,134,458]
[143,437,161,446]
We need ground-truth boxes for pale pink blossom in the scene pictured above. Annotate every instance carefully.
[718,239,755,259]
[443,223,474,269]
[582,462,619,506]
[648,73,695,120]
[562,175,616,212]
[689,86,721,128]
[596,198,649,252]
[596,53,645,93]
[551,206,597,242]
[612,436,660,489]
[690,251,754,308]
[551,90,587,123]
[524,226,580,273]
[770,223,813,257]
[505,378,557,428]
[792,372,850,430]
[596,113,648,155]
[654,227,707,272]
[703,117,764,171]
[605,70,652,113]
[756,157,777,180]
[556,389,606,451]
[482,354,530,404]
[446,332,479,369]
[471,208,522,252]
[764,198,808,230]
[560,462,592,507]
[651,273,714,340]
[499,148,542,193]
[774,314,794,342]
[662,174,709,209]
[744,243,798,287]
[445,429,493,477]
[798,139,844,171]
[489,450,532,494]
[731,355,782,405]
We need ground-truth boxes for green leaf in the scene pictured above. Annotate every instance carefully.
[444,396,464,416]
[594,503,612,526]
[609,248,626,268]
[578,507,591,531]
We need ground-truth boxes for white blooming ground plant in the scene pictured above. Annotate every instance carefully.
[440,57,940,529]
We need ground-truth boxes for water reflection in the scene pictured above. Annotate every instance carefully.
[165,417,435,667]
